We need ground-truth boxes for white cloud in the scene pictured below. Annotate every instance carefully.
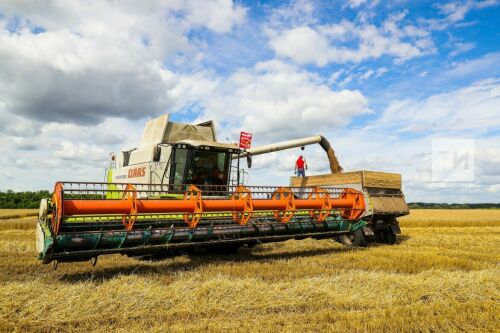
[327,70,345,85]
[0,62,371,189]
[0,1,247,34]
[348,0,368,8]
[52,141,107,162]
[349,78,500,202]
[375,67,389,77]
[0,1,247,189]
[437,0,499,23]
[267,16,436,66]
[0,106,41,137]
[449,42,476,57]
[268,0,318,28]
[181,60,371,143]
[445,52,500,78]
[378,78,500,133]
[360,70,375,80]
[316,128,500,203]
[0,0,247,125]
[437,2,472,22]
[488,184,500,193]
[184,0,247,33]
[0,114,149,190]
[268,26,331,66]
[425,0,499,31]
[327,66,388,87]
[268,1,498,67]
[345,0,380,9]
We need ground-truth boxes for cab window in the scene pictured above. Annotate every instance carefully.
[186,150,229,186]
[171,148,188,185]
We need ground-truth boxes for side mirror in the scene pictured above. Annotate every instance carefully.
[247,155,252,168]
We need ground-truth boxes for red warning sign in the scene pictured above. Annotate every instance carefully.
[239,132,252,149]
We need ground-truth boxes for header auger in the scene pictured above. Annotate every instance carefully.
[36,113,408,265]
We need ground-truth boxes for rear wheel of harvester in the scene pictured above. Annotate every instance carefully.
[378,229,397,245]
[338,228,366,247]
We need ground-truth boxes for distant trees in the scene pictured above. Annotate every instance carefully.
[0,190,51,208]
[408,202,500,209]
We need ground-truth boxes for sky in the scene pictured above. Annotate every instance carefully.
[0,0,499,203]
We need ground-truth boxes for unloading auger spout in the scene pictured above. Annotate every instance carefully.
[238,135,343,173]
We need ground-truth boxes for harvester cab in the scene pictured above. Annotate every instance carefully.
[36,113,409,266]
[168,142,233,187]
[107,114,242,190]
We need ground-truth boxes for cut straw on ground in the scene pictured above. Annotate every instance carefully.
[0,209,499,332]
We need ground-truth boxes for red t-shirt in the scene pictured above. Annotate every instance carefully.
[296,157,305,169]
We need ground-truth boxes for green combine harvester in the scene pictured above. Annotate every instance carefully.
[36,114,409,266]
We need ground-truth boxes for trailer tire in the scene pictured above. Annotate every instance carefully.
[382,229,397,245]
[338,228,366,247]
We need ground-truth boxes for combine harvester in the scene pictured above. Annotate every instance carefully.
[36,114,409,265]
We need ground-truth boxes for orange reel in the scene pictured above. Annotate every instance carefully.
[272,187,296,223]
[183,185,203,228]
[340,188,366,220]
[307,187,332,222]
[121,184,138,231]
[231,185,254,225]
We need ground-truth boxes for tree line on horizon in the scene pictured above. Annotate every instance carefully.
[0,190,51,209]
[408,202,500,209]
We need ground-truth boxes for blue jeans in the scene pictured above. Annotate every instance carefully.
[297,168,305,177]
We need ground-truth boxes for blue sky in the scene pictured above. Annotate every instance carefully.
[0,0,499,202]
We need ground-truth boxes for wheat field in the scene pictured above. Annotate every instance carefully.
[0,209,499,332]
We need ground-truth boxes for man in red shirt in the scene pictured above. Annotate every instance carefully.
[295,155,308,177]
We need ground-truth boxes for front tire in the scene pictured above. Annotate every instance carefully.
[338,228,367,247]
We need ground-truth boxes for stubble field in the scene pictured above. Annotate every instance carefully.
[0,209,499,332]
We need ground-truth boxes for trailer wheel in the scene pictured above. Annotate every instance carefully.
[338,228,366,247]
[382,229,397,245]
[376,229,397,245]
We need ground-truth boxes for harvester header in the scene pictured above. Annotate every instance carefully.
[38,182,366,264]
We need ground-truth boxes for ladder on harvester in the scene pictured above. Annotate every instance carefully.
[230,158,248,186]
